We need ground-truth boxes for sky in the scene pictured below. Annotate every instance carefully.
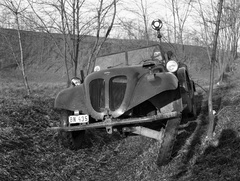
[110,0,199,40]
[0,0,230,45]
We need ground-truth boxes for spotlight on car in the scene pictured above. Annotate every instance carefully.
[166,60,178,73]
[71,77,81,86]
[151,19,163,31]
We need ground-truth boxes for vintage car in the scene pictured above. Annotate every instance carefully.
[51,19,196,166]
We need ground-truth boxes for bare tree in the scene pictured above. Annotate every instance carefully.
[57,0,92,83]
[163,0,194,59]
[192,0,240,85]
[0,0,31,95]
[171,0,177,43]
[193,0,215,63]
[58,0,91,78]
[207,0,224,141]
[164,0,194,43]
[27,0,71,85]
[120,0,152,44]
[28,0,116,84]
[86,0,117,75]
[27,0,95,85]
[175,0,193,50]
[0,7,13,28]
[217,0,240,83]
[117,18,138,40]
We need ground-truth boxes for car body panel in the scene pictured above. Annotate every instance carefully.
[54,85,88,114]
[127,71,179,110]
[54,65,180,120]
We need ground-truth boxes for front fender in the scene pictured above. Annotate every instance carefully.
[54,85,87,113]
[177,66,189,90]
[127,72,179,110]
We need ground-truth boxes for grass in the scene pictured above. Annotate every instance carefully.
[1,66,240,180]
[185,74,240,181]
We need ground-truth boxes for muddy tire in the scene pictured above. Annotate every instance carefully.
[156,117,180,166]
[59,110,85,150]
[190,94,197,118]
[189,81,197,118]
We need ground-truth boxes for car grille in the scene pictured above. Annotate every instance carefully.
[109,76,127,111]
[89,79,105,112]
[89,76,127,112]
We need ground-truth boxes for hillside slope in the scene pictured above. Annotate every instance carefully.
[0,28,210,83]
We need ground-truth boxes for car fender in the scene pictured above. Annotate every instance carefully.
[127,72,179,110]
[177,66,190,91]
[54,85,88,113]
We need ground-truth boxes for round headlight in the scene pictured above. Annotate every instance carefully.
[71,77,81,86]
[166,60,178,72]
[94,66,100,72]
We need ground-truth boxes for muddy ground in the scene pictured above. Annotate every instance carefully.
[0,72,240,180]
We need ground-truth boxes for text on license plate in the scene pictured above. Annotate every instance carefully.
[69,115,89,124]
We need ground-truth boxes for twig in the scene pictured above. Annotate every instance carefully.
[215,106,232,116]
[195,82,208,93]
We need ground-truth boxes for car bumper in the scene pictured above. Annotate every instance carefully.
[48,111,181,132]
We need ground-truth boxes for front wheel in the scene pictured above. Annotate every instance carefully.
[59,110,85,150]
[189,80,197,118]
[156,117,180,166]
[190,94,197,118]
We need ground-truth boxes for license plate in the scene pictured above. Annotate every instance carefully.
[69,115,89,124]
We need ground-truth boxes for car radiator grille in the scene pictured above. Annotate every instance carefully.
[89,76,127,112]
[109,76,127,111]
[89,79,105,112]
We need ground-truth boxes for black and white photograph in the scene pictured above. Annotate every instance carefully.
[0,0,240,180]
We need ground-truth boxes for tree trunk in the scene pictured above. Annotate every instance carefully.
[64,39,71,87]
[171,0,177,44]
[16,13,31,95]
[86,0,116,75]
[207,0,224,140]
[60,0,70,87]
[140,0,149,45]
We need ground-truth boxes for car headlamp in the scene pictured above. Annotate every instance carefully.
[166,60,178,72]
[71,77,81,86]
[94,66,101,72]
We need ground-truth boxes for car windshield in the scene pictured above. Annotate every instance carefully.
[95,44,163,70]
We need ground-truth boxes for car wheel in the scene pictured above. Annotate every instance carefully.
[189,81,197,118]
[190,94,197,118]
[59,110,85,150]
[156,117,180,166]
